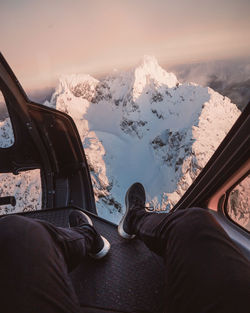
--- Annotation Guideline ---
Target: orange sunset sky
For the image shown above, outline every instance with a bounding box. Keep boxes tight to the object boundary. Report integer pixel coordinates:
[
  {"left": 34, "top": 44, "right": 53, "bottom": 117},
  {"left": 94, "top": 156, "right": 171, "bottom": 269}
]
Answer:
[{"left": 1, "top": 0, "right": 250, "bottom": 93}]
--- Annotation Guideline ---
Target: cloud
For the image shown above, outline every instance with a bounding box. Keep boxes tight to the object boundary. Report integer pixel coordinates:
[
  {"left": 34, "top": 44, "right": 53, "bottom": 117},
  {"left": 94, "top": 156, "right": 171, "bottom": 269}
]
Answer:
[{"left": 169, "top": 57, "right": 250, "bottom": 110}]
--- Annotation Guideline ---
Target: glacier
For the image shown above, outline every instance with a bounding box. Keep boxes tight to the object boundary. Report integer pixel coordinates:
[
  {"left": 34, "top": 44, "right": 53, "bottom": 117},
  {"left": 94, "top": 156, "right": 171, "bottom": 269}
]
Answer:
[{"left": 0, "top": 56, "right": 240, "bottom": 223}]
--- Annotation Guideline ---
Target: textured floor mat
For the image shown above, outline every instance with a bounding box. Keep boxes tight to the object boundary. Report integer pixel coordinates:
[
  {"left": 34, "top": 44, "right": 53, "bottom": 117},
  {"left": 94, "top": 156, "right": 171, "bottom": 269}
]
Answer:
[{"left": 22, "top": 208, "right": 165, "bottom": 313}]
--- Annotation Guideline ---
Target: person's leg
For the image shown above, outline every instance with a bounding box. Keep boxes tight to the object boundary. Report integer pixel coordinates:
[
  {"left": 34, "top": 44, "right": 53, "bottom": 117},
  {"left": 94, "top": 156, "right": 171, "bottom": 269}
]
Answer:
[
  {"left": 0, "top": 215, "right": 81, "bottom": 313},
  {"left": 119, "top": 183, "right": 250, "bottom": 313},
  {"left": 0, "top": 212, "right": 109, "bottom": 313},
  {"left": 39, "top": 211, "right": 110, "bottom": 272},
  {"left": 132, "top": 208, "right": 250, "bottom": 312}
]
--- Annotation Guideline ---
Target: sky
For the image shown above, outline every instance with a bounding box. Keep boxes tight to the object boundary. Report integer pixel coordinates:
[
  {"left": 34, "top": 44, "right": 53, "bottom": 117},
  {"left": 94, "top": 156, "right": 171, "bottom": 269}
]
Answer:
[{"left": 1, "top": 0, "right": 250, "bottom": 93}]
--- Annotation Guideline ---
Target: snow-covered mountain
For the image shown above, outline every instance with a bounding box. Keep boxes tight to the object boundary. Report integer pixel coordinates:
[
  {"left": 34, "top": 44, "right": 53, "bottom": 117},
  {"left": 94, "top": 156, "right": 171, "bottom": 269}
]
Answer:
[{"left": 0, "top": 56, "right": 240, "bottom": 223}]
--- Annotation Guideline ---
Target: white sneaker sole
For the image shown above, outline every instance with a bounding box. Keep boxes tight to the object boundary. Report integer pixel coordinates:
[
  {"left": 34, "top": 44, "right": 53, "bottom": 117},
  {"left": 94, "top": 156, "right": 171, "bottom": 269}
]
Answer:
[
  {"left": 90, "top": 236, "right": 111, "bottom": 259},
  {"left": 72, "top": 211, "right": 110, "bottom": 259},
  {"left": 82, "top": 212, "right": 93, "bottom": 226}
]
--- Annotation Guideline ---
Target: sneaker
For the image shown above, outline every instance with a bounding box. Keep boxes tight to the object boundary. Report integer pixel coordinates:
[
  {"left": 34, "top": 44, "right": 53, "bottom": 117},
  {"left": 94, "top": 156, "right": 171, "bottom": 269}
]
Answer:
[
  {"left": 69, "top": 210, "right": 93, "bottom": 227},
  {"left": 69, "top": 210, "right": 110, "bottom": 259},
  {"left": 118, "top": 182, "right": 146, "bottom": 239}
]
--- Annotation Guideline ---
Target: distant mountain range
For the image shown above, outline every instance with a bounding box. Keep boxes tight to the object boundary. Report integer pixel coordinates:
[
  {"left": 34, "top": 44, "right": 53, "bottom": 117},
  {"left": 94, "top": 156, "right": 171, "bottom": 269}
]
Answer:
[{"left": 169, "top": 58, "right": 250, "bottom": 111}]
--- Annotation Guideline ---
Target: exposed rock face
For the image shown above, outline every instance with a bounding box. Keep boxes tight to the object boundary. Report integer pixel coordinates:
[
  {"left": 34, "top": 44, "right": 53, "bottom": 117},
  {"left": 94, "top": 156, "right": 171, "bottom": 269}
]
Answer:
[
  {"left": 0, "top": 118, "right": 14, "bottom": 148},
  {"left": 228, "top": 174, "right": 250, "bottom": 230},
  {"left": 0, "top": 56, "right": 240, "bottom": 223}
]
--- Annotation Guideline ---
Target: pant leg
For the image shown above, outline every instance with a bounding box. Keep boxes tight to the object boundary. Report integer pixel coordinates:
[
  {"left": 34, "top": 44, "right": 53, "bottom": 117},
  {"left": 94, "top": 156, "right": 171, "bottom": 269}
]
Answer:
[
  {"left": 129, "top": 207, "right": 250, "bottom": 313},
  {"left": 0, "top": 214, "right": 95, "bottom": 313},
  {"left": 37, "top": 218, "right": 97, "bottom": 272}
]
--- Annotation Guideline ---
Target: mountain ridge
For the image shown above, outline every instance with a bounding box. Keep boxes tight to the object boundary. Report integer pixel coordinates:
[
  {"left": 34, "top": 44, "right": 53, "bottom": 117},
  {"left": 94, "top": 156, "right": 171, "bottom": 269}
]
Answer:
[{"left": 0, "top": 56, "right": 240, "bottom": 223}]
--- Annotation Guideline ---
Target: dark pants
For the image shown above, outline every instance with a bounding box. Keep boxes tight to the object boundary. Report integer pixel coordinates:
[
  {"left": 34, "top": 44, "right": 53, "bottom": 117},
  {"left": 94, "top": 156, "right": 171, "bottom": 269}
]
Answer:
[
  {"left": 128, "top": 207, "right": 250, "bottom": 313},
  {"left": 0, "top": 208, "right": 249, "bottom": 313},
  {"left": 0, "top": 215, "right": 96, "bottom": 313}
]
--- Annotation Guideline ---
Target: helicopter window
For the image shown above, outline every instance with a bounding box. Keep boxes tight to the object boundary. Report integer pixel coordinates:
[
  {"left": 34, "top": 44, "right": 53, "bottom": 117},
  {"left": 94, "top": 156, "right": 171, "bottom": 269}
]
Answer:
[
  {"left": 226, "top": 174, "right": 250, "bottom": 232},
  {"left": 0, "top": 169, "right": 42, "bottom": 215},
  {"left": 0, "top": 90, "right": 14, "bottom": 148}
]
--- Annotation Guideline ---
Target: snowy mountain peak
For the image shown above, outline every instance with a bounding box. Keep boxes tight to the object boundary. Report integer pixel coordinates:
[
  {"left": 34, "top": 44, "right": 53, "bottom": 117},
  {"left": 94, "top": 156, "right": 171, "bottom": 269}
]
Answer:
[
  {"left": 136, "top": 55, "right": 162, "bottom": 76},
  {"left": 0, "top": 56, "right": 241, "bottom": 224},
  {"left": 42, "top": 57, "right": 239, "bottom": 224},
  {"left": 60, "top": 74, "right": 98, "bottom": 99},
  {"left": 133, "top": 55, "right": 178, "bottom": 98}
]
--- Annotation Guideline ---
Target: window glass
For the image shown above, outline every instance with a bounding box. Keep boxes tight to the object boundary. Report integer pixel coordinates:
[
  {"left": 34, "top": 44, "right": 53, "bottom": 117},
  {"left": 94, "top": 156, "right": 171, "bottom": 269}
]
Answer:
[
  {"left": 0, "top": 170, "right": 42, "bottom": 215},
  {"left": 0, "top": 90, "right": 14, "bottom": 147},
  {"left": 227, "top": 174, "right": 250, "bottom": 232},
  {"left": 1, "top": 1, "right": 249, "bottom": 224}
]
